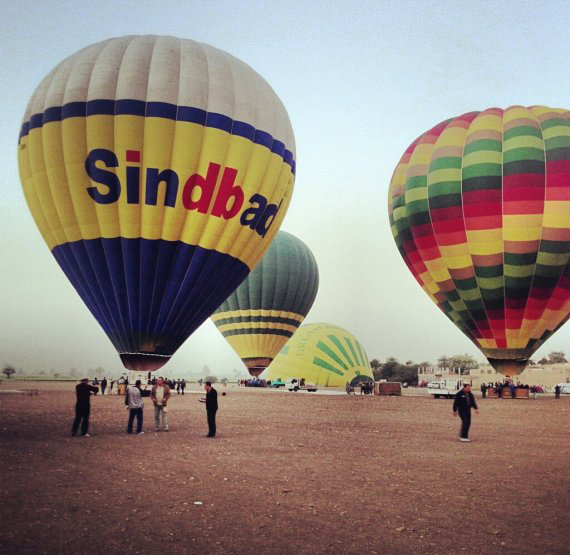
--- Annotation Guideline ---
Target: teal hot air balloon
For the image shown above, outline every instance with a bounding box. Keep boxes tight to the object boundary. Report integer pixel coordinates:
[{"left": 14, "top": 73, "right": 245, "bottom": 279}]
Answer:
[{"left": 212, "top": 231, "right": 319, "bottom": 376}]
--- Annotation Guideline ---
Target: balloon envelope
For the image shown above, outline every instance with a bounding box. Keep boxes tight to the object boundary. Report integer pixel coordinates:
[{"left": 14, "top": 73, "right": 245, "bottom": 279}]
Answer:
[
  {"left": 18, "top": 36, "right": 295, "bottom": 371},
  {"left": 212, "top": 231, "right": 319, "bottom": 376},
  {"left": 388, "top": 106, "right": 570, "bottom": 376},
  {"left": 267, "top": 323, "right": 373, "bottom": 386}
]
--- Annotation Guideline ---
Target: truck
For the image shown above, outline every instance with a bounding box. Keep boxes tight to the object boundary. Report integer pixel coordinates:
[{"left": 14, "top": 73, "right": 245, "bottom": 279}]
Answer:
[
  {"left": 286, "top": 378, "right": 318, "bottom": 392},
  {"left": 427, "top": 379, "right": 465, "bottom": 399}
]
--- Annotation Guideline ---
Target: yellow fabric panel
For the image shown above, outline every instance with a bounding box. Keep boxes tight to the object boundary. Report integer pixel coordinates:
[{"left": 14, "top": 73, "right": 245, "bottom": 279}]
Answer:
[
  {"left": 17, "top": 114, "right": 294, "bottom": 270},
  {"left": 543, "top": 201, "right": 570, "bottom": 228},
  {"left": 211, "top": 309, "right": 304, "bottom": 323},
  {"left": 216, "top": 321, "right": 298, "bottom": 334},
  {"left": 462, "top": 150, "right": 502, "bottom": 166}
]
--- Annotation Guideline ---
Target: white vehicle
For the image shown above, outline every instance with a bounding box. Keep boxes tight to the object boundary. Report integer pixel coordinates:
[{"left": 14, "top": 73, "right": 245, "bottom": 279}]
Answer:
[
  {"left": 428, "top": 379, "right": 465, "bottom": 399},
  {"left": 553, "top": 383, "right": 570, "bottom": 395},
  {"left": 286, "top": 378, "right": 318, "bottom": 392}
]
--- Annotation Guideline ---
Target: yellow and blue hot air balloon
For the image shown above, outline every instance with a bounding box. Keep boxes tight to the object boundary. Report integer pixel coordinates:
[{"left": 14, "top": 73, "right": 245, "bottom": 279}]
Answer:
[
  {"left": 267, "top": 323, "right": 373, "bottom": 386},
  {"left": 388, "top": 106, "right": 570, "bottom": 376},
  {"left": 211, "top": 231, "right": 319, "bottom": 376},
  {"left": 17, "top": 36, "right": 296, "bottom": 372}
]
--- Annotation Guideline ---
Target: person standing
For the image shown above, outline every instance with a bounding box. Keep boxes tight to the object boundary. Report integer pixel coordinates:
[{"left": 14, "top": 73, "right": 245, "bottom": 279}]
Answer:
[
  {"left": 125, "top": 379, "right": 144, "bottom": 434},
  {"left": 199, "top": 381, "right": 218, "bottom": 438},
  {"left": 71, "top": 378, "right": 99, "bottom": 437},
  {"left": 453, "top": 383, "right": 478, "bottom": 442},
  {"left": 151, "top": 377, "right": 171, "bottom": 432},
  {"left": 480, "top": 383, "right": 487, "bottom": 399},
  {"left": 554, "top": 384, "right": 561, "bottom": 399},
  {"left": 101, "top": 377, "right": 108, "bottom": 395},
  {"left": 180, "top": 379, "right": 186, "bottom": 395}
]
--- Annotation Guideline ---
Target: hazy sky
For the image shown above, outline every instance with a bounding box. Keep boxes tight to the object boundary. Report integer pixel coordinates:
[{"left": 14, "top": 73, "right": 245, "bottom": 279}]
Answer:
[{"left": 2, "top": 0, "right": 569, "bottom": 377}]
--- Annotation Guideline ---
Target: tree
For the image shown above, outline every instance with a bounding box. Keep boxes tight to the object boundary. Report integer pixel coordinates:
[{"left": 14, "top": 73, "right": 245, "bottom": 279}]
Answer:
[
  {"left": 437, "top": 356, "right": 450, "bottom": 370},
  {"left": 548, "top": 351, "right": 567, "bottom": 364},
  {"left": 538, "top": 357, "right": 548, "bottom": 365},
  {"left": 2, "top": 366, "right": 16, "bottom": 379},
  {"left": 204, "top": 375, "right": 218, "bottom": 384},
  {"left": 449, "top": 354, "right": 478, "bottom": 375},
  {"left": 220, "top": 377, "right": 228, "bottom": 385},
  {"left": 370, "top": 359, "right": 382, "bottom": 380}
]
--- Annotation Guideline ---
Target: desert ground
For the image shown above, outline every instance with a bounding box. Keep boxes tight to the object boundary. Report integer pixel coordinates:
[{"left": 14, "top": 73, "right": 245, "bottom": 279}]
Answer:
[{"left": 0, "top": 381, "right": 568, "bottom": 555}]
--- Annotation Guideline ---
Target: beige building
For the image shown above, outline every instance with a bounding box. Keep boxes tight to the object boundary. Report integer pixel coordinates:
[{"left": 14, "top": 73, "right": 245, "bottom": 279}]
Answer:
[{"left": 418, "top": 363, "right": 570, "bottom": 390}]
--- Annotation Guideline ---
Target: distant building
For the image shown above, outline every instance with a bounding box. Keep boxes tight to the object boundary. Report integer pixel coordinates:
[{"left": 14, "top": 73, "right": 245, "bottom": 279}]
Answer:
[{"left": 419, "top": 363, "right": 570, "bottom": 389}]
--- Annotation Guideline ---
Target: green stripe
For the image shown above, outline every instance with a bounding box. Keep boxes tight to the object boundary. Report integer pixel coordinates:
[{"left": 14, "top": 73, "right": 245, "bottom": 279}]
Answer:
[
  {"left": 222, "top": 328, "right": 293, "bottom": 338},
  {"left": 313, "top": 357, "right": 344, "bottom": 376},
  {"left": 316, "top": 341, "right": 348, "bottom": 371},
  {"left": 328, "top": 335, "right": 354, "bottom": 366},
  {"left": 215, "top": 315, "right": 302, "bottom": 327}
]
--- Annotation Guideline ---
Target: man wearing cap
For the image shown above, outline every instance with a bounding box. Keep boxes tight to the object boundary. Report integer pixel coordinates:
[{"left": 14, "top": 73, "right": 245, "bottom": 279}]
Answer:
[
  {"left": 71, "top": 378, "right": 99, "bottom": 437},
  {"left": 125, "top": 379, "right": 145, "bottom": 434},
  {"left": 453, "top": 383, "right": 478, "bottom": 442}
]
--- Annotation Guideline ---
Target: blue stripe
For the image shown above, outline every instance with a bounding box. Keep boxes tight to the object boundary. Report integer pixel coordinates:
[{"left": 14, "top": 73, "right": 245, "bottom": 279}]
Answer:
[
  {"left": 52, "top": 238, "right": 250, "bottom": 359},
  {"left": 20, "top": 99, "right": 295, "bottom": 173}
]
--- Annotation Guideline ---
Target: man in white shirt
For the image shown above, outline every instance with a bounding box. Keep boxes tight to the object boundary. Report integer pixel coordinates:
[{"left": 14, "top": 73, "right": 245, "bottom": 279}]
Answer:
[{"left": 125, "top": 379, "right": 144, "bottom": 434}]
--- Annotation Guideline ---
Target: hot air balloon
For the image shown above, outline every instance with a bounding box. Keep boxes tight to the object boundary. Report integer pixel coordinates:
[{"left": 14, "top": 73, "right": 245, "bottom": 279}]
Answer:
[
  {"left": 388, "top": 106, "right": 570, "bottom": 376},
  {"left": 17, "top": 36, "right": 295, "bottom": 372},
  {"left": 267, "top": 323, "right": 373, "bottom": 386},
  {"left": 211, "top": 231, "right": 318, "bottom": 376}
]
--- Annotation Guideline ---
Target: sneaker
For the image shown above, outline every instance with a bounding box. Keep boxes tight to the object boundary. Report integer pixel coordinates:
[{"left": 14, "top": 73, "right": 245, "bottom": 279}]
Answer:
[
  {"left": 164, "top": 429, "right": 169, "bottom": 432},
  {"left": 137, "top": 431, "right": 145, "bottom": 435},
  {"left": 83, "top": 433, "right": 91, "bottom": 437},
  {"left": 459, "top": 438, "right": 470, "bottom": 442}
]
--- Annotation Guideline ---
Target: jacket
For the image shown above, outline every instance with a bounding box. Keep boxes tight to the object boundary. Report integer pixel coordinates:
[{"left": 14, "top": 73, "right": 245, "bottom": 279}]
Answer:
[
  {"left": 151, "top": 384, "right": 171, "bottom": 405},
  {"left": 453, "top": 389, "right": 478, "bottom": 413},
  {"left": 206, "top": 387, "right": 218, "bottom": 411}
]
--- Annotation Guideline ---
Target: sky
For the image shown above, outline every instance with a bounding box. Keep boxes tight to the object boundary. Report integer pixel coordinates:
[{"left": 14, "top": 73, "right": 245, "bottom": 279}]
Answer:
[{"left": 1, "top": 0, "right": 569, "bottom": 377}]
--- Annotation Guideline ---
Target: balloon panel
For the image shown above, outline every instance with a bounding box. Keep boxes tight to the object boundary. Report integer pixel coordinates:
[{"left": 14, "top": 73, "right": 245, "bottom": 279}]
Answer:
[
  {"left": 212, "top": 231, "right": 319, "bottom": 374},
  {"left": 18, "top": 36, "right": 295, "bottom": 370},
  {"left": 388, "top": 106, "right": 570, "bottom": 373},
  {"left": 267, "top": 323, "right": 373, "bottom": 386}
]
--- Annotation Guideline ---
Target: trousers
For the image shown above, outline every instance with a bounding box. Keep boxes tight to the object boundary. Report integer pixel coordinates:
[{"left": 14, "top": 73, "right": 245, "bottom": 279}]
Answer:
[
  {"left": 458, "top": 411, "right": 471, "bottom": 439},
  {"left": 207, "top": 408, "right": 217, "bottom": 436},
  {"left": 154, "top": 405, "right": 169, "bottom": 430},
  {"left": 128, "top": 408, "right": 143, "bottom": 433},
  {"left": 72, "top": 403, "right": 90, "bottom": 436}
]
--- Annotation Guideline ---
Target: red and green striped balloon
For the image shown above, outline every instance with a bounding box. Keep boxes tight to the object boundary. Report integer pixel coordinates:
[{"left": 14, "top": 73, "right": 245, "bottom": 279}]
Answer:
[{"left": 388, "top": 106, "right": 570, "bottom": 376}]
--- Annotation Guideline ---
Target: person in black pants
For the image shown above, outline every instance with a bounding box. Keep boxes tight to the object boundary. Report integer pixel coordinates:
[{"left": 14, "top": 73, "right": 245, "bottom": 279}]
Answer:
[
  {"left": 453, "top": 383, "right": 478, "bottom": 442},
  {"left": 199, "top": 381, "right": 218, "bottom": 438},
  {"left": 72, "top": 378, "right": 99, "bottom": 437}
]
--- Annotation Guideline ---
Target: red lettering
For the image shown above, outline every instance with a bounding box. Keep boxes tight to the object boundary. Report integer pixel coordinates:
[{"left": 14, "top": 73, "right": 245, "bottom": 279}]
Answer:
[
  {"left": 181, "top": 163, "right": 220, "bottom": 213},
  {"left": 211, "top": 167, "right": 244, "bottom": 219}
]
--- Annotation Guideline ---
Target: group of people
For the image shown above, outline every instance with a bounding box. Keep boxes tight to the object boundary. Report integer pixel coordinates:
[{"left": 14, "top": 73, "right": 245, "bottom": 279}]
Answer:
[
  {"left": 71, "top": 377, "right": 218, "bottom": 438},
  {"left": 480, "top": 381, "right": 549, "bottom": 399}
]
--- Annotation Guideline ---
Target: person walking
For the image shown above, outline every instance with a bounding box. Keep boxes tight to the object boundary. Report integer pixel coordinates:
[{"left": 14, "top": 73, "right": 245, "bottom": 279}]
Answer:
[
  {"left": 71, "top": 378, "right": 99, "bottom": 437},
  {"left": 101, "top": 377, "right": 108, "bottom": 395},
  {"left": 151, "top": 377, "right": 171, "bottom": 431},
  {"left": 180, "top": 379, "right": 186, "bottom": 395},
  {"left": 453, "top": 383, "right": 478, "bottom": 442},
  {"left": 125, "top": 379, "right": 144, "bottom": 434},
  {"left": 199, "top": 381, "right": 218, "bottom": 438}
]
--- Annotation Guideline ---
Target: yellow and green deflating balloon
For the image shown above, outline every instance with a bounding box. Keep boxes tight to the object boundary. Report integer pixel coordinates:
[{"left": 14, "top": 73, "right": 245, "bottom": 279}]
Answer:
[{"left": 212, "top": 231, "right": 319, "bottom": 376}]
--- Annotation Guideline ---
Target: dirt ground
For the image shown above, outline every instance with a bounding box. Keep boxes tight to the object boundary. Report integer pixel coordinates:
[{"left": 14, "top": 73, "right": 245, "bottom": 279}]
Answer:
[{"left": 0, "top": 381, "right": 568, "bottom": 555}]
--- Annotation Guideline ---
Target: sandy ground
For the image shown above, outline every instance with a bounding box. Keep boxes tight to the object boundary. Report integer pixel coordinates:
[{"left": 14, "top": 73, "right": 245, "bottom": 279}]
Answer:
[{"left": 0, "top": 380, "right": 569, "bottom": 555}]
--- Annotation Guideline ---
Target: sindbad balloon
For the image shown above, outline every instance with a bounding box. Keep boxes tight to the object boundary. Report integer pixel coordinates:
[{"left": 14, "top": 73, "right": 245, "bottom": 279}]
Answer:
[
  {"left": 211, "top": 231, "right": 319, "bottom": 376},
  {"left": 388, "top": 106, "right": 570, "bottom": 376},
  {"left": 18, "top": 36, "right": 295, "bottom": 371}
]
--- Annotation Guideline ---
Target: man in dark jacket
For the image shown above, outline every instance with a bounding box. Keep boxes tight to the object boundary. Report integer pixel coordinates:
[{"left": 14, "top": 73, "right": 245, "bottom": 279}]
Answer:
[
  {"left": 72, "top": 378, "right": 99, "bottom": 437},
  {"left": 199, "top": 381, "right": 218, "bottom": 438},
  {"left": 453, "top": 383, "right": 478, "bottom": 442}
]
